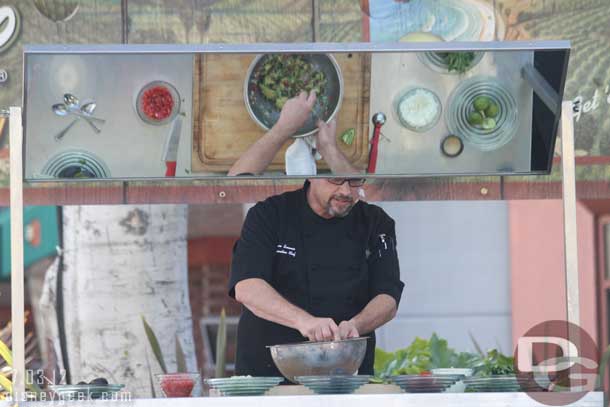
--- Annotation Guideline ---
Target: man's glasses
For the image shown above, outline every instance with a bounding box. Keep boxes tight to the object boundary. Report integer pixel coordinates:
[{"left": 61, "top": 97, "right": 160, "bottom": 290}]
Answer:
[{"left": 326, "top": 178, "right": 366, "bottom": 187}]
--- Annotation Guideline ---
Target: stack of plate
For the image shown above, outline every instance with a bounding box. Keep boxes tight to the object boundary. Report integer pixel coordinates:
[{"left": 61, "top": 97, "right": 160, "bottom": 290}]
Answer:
[
  {"left": 464, "top": 375, "right": 551, "bottom": 392},
  {"left": 49, "top": 384, "right": 124, "bottom": 400},
  {"left": 295, "top": 375, "right": 371, "bottom": 394},
  {"left": 390, "top": 375, "right": 461, "bottom": 393},
  {"left": 205, "top": 377, "right": 284, "bottom": 396},
  {"left": 431, "top": 368, "right": 473, "bottom": 393}
]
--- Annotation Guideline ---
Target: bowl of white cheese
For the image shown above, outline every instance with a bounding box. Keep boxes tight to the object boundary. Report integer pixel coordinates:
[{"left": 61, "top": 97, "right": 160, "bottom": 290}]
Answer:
[{"left": 393, "top": 87, "right": 442, "bottom": 133}]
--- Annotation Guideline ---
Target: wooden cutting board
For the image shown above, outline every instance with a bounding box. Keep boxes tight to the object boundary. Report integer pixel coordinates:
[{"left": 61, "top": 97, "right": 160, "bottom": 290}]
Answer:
[{"left": 192, "top": 53, "right": 371, "bottom": 173}]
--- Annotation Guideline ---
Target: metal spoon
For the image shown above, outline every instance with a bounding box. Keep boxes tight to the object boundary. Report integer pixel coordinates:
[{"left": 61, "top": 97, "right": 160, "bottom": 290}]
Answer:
[
  {"left": 53, "top": 103, "right": 105, "bottom": 123},
  {"left": 54, "top": 102, "right": 98, "bottom": 141},
  {"left": 80, "top": 101, "right": 104, "bottom": 134},
  {"left": 54, "top": 119, "right": 78, "bottom": 141},
  {"left": 53, "top": 103, "right": 101, "bottom": 133},
  {"left": 63, "top": 93, "right": 80, "bottom": 110},
  {"left": 52, "top": 104, "right": 103, "bottom": 133}
]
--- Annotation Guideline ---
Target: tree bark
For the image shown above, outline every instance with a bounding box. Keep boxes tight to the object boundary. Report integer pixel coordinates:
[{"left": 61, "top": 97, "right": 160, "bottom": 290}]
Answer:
[{"left": 58, "top": 204, "right": 196, "bottom": 397}]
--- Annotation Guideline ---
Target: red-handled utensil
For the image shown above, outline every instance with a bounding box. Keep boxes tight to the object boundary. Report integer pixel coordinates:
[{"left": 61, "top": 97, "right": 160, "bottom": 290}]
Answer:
[
  {"left": 367, "top": 112, "right": 386, "bottom": 174},
  {"left": 162, "top": 115, "right": 183, "bottom": 177}
]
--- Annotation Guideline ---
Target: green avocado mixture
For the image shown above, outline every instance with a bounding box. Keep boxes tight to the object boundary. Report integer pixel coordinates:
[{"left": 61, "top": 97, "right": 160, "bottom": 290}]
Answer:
[{"left": 252, "top": 55, "right": 329, "bottom": 111}]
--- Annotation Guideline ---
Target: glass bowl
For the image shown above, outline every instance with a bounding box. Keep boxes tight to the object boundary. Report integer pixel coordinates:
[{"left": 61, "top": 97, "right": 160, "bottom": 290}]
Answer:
[
  {"left": 136, "top": 80, "right": 181, "bottom": 126},
  {"left": 156, "top": 373, "right": 200, "bottom": 398},
  {"left": 393, "top": 87, "right": 442, "bottom": 133},
  {"left": 294, "top": 375, "right": 371, "bottom": 395},
  {"left": 390, "top": 374, "right": 461, "bottom": 393},
  {"left": 446, "top": 76, "right": 518, "bottom": 151},
  {"left": 49, "top": 384, "right": 124, "bottom": 400},
  {"left": 205, "top": 376, "right": 284, "bottom": 396},
  {"left": 41, "top": 149, "right": 111, "bottom": 179},
  {"left": 418, "top": 51, "right": 485, "bottom": 75}
]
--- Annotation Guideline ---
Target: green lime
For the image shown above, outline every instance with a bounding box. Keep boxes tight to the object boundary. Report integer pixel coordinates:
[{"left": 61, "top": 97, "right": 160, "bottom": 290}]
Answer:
[
  {"left": 485, "top": 102, "right": 499, "bottom": 118},
  {"left": 467, "top": 111, "right": 484, "bottom": 126},
  {"left": 340, "top": 128, "right": 356, "bottom": 145},
  {"left": 481, "top": 117, "right": 497, "bottom": 130},
  {"left": 473, "top": 96, "right": 491, "bottom": 112}
]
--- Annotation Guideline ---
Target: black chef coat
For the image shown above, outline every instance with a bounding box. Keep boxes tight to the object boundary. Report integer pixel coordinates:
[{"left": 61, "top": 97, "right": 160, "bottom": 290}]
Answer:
[{"left": 228, "top": 181, "right": 404, "bottom": 378}]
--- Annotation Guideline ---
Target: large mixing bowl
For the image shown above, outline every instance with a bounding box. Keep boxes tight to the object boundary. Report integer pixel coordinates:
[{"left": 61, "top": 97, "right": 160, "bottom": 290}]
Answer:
[
  {"left": 244, "top": 53, "right": 343, "bottom": 138},
  {"left": 268, "top": 337, "right": 368, "bottom": 383}
]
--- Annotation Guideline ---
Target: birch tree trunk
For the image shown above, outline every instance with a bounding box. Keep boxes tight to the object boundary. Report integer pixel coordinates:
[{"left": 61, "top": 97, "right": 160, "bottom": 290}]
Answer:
[{"left": 58, "top": 204, "right": 196, "bottom": 398}]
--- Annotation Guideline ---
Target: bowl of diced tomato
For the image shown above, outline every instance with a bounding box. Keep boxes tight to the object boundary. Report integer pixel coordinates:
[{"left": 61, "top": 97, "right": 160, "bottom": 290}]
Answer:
[
  {"left": 136, "top": 80, "right": 181, "bottom": 125},
  {"left": 156, "top": 373, "right": 200, "bottom": 397}
]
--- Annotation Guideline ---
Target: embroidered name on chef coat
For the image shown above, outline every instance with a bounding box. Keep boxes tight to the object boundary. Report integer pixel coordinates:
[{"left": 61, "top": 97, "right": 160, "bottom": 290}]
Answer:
[
  {"left": 375, "top": 233, "right": 396, "bottom": 258},
  {"left": 276, "top": 244, "right": 296, "bottom": 257}
]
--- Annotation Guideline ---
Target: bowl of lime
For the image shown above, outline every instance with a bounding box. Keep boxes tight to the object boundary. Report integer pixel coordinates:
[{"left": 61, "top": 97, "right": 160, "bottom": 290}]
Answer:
[{"left": 446, "top": 77, "right": 518, "bottom": 151}]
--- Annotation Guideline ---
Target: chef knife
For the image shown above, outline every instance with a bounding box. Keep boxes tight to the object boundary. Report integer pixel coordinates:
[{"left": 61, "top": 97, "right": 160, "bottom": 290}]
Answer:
[{"left": 162, "top": 115, "right": 182, "bottom": 177}]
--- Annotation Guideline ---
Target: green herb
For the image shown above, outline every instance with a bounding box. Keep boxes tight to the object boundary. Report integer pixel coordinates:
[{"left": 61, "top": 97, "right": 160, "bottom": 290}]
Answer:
[
  {"left": 436, "top": 52, "right": 476, "bottom": 74},
  {"left": 470, "top": 349, "right": 515, "bottom": 376},
  {"left": 373, "top": 333, "right": 505, "bottom": 381},
  {"left": 374, "top": 336, "right": 432, "bottom": 378},
  {"left": 340, "top": 128, "right": 356, "bottom": 146}
]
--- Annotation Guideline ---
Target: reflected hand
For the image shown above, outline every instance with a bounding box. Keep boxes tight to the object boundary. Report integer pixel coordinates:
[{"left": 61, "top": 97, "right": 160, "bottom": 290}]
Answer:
[
  {"left": 316, "top": 118, "right": 338, "bottom": 157},
  {"left": 298, "top": 316, "right": 341, "bottom": 342},
  {"left": 275, "top": 91, "right": 317, "bottom": 137},
  {"left": 338, "top": 320, "right": 359, "bottom": 339}
]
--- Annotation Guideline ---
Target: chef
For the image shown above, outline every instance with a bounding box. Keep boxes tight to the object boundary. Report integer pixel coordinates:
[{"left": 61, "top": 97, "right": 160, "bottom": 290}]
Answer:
[{"left": 228, "top": 91, "right": 405, "bottom": 377}]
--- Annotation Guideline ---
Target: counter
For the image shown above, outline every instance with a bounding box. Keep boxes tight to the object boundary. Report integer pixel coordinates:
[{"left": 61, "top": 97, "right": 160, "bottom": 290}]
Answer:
[{"left": 2, "top": 392, "right": 604, "bottom": 407}]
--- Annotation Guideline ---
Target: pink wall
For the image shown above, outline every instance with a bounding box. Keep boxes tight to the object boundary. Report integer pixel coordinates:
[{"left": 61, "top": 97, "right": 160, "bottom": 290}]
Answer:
[{"left": 508, "top": 200, "right": 598, "bottom": 350}]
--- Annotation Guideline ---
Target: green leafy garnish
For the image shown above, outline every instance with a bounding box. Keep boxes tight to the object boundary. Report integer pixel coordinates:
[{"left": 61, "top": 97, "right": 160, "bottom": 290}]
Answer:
[
  {"left": 373, "top": 333, "right": 514, "bottom": 381},
  {"left": 436, "top": 52, "right": 476, "bottom": 74},
  {"left": 340, "top": 128, "right": 356, "bottom": 146},
  {"left": 470, "top": 349, "right": 515, "bottom": 376}
]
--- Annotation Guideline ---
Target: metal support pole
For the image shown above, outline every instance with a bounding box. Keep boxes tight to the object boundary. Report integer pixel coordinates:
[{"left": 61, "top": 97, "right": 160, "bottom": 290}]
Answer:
[
  {"left": 9, "top": 106, "right": 26, "bottom": 399},
  {"left": 312, "top": 0, "right": 320, "bottom": 42},
  {"left": 560, "top": 100, "right": 580, "bottom": 328},
  {"left": 522, "top": 64, "right": 562, "bottom": 117}
]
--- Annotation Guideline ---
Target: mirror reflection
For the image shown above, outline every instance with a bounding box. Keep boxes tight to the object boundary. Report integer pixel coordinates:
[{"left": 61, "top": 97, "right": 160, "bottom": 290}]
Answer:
[{"left": 23, "top": 45, "right": 568, "bottom": 181}]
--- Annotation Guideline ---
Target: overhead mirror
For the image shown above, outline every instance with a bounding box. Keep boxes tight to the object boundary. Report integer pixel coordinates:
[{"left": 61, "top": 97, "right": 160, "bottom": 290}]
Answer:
[{"left": 22, "top": 42, "right": 569, "bottom": 181}]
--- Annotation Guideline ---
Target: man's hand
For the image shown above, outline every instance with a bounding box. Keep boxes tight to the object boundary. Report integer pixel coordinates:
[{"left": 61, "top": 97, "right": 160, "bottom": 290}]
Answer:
[
  {"left": 315, "top": 118, "right": 338, "bottom": 157},
  {"left": 297, "top": 316, "right": 341, "bottom": 342},
  {"left": 275, "top": 91, "right": 317, "bottom": 136},
  {"left": 338, "top": 320, "right": 360, "bottom": 339}
]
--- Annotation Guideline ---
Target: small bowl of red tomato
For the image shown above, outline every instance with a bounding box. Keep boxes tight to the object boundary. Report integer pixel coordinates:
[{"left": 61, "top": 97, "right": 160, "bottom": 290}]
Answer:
[
  {"left": 136, "top": 81, "right": 181, "bottom": 125},
  {"left": 156, "top": 373, "right": 200, "bottom": 397}
]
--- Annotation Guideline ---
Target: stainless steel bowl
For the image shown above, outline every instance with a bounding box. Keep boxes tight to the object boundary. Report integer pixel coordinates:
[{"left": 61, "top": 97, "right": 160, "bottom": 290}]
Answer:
[
  {"left": 243, "top": 53, "right": 344, "bottom": 138},
  {"left": 268, "top": 337, "right": 368, "bottom": 383}
]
